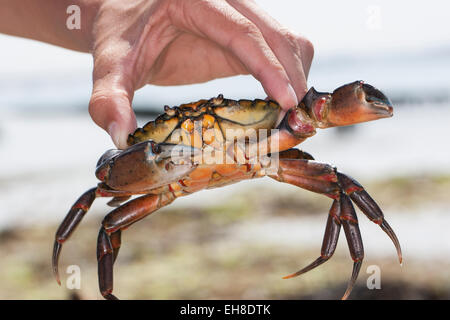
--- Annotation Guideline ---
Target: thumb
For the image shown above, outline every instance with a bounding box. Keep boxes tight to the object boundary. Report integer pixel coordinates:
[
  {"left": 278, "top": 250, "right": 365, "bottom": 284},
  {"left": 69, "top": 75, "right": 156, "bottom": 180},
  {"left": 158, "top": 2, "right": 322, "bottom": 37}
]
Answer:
[{"left": 89, "top": 71, "right": 137, "bottom": 149}]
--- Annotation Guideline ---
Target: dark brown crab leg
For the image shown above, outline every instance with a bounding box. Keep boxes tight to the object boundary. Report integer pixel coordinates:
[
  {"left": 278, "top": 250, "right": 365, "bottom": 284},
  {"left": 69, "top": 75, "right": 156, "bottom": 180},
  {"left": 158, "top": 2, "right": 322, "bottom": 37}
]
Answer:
[
  {"left": 52, "top": 187, "right": 135, "bottom": 285},
  {"left": 282, "top": 193, "right": 365, "bottom": 300},
  {"left": 337, "top": 172, "right": 402, "bottom": 263},
  {"left": 97, "top": 192, "right": 175, "bottom": 300},
  {"left": 339, "top": 193, "right": 364, "bottom": 300},
  {"left": 283, "top": 199, "right": 341, "bottom": 279},
  {"left": 269, "top": 151, "right": 401, "bottom": 299},
  {"left": 110, "top": 230, "right": 122, "bottom": 263},
  {"left": 52, "top": 187, "right": 97, "bottom": 285},
  {"left": 97, "top": 228, "right": 117, "bottom": 299}
]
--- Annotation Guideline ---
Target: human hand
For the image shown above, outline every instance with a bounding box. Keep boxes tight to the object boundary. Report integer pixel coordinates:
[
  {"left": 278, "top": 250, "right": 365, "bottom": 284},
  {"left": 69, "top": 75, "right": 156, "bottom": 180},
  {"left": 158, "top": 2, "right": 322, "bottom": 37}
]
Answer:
[{"left": 88, "top": 0, "right": 314, "bottom": 149}]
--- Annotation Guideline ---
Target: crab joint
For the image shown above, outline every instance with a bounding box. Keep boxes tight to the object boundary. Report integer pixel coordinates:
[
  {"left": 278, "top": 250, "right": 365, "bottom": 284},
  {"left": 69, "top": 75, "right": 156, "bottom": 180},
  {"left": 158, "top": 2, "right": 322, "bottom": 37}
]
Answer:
[{"left": 286, "top": 108, "right": 317, "bottom": 138}]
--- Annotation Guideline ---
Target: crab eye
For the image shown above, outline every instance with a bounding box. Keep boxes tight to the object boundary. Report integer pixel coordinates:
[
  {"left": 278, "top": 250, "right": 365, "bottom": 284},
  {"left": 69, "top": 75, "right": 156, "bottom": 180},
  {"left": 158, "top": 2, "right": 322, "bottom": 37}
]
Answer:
[{"left": 151, "top": 143, "right": 161, "bottom": 154}]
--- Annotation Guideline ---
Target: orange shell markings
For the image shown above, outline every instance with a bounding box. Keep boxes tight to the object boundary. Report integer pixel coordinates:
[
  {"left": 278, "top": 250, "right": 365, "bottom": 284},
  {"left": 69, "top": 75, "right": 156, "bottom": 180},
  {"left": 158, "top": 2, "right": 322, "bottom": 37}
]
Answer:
[{"left": 127, "top": 96, "right": 282, "bottom": 147}]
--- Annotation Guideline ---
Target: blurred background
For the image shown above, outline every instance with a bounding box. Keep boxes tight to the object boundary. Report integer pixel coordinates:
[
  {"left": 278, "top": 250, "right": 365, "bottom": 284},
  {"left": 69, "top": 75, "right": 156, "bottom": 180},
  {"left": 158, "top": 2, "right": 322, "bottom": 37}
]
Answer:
[{"left": 0, "top": 0, "right": 449, "bottom": 299}]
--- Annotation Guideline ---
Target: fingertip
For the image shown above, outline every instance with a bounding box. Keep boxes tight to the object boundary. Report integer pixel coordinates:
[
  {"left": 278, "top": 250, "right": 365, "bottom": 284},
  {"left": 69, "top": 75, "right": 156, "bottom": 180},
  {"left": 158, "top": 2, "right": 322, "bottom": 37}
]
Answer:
[
  {"left": 89, "top": 93, "right": 137, "bottom": 149},
  {"left": 277, "top": 83, "right": 298, "bottom": 111},
  {"left": 106, "top": 115, "right": 137, "bottom": 150},
  {"left": 107, "top": 122, "right": 128, "bottom": 150},
  {"left": 262, "top": 80, "right": 298, "bottom": 111},
  {"left": 294, "top": 85, "right": 309, "bottom": 104}
]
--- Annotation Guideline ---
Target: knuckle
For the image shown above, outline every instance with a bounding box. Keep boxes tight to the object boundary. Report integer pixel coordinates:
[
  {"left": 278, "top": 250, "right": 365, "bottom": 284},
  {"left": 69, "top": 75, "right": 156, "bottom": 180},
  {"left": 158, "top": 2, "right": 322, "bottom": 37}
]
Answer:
[
  {"left": 227, "top": 19, "right": 263, "bottom": 51},
  {"left": 236, "top": 19, "right": 261, "bottom": 38},
  {"left": 279, "top": 28, "right": 315, "bottom": 61},
  {"left": 192, "top": 0, "right": 213, "bottom": 11},
  {"left": 277, "top": 28, "right": 300, "bottom": 50},
  {"left": 251, "top": 65, "right": 268, "bottom": 82},
  {"left": 253, "top": 61, "right": 285, "bottom": 84},
  {"left": 89, "top": 93, "right": 110, "bottom": 116},
  {"left": 279, "top": 28, "right": 299, "bottom": 47},
  {"left": 300, "top": 37, "right": 315, "bottom": 60},
  {"left": 89, "top": 92, "right": 108, "bottom": 106},
  {"left": 89, "top": 90, "right": 130, "bottom": 114},
  {"left": 95, "top": 42, "right": 125, "bottom": 60}
]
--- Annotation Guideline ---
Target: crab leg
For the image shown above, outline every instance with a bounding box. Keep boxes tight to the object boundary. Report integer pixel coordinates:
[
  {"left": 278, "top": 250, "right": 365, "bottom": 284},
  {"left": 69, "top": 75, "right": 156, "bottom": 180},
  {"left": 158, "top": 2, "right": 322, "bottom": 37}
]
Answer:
[
  {"left": 283, "top": 199, "right": 341, "bottom": 279},
  {"left": 110, "top": 230, "right": 122, "bottom": 263},
  {"left": 97, "top": 192, "right": 175, "bottom": 300},
  {"left": 282, "top": 193, "right": 365, "bottom": 300},
  {"left": 271, "top": 155, "right": 401, "bottom": 259},
  {"left": 52, "top": 187, "right": 136, "bottom": 285},
  {"left": 107, "top": 196, "right": 132, "bottom": 207},
  {"left": 52, "top": 187, "right": 97, "bottom": 285},
  {"left": 337, "top": 172, "right": 402, "bottom": 263},
  {"left": 339, "top": 193, "right": 364, "bottom": 300},
  {"left": 269, "top": 152, "right": 401, "bottom": 299}
]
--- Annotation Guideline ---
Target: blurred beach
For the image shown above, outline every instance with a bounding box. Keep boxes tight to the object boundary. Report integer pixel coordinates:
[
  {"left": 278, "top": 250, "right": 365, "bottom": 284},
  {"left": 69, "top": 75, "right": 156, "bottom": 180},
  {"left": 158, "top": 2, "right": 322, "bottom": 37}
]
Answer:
[{"left": 0, "top": 0, "right": 449, "bottom": 300}]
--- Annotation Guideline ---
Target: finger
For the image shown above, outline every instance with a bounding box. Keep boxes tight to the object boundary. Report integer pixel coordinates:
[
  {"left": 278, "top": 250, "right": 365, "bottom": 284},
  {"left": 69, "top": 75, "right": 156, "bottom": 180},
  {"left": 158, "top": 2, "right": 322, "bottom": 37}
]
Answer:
[
  {"left": 89, "top": 60, "right": 137, "bottom": 150},
  {"left": 227, "top": 0, "right": 314, "bottom": 101},
  {"left": 182, "top": 0, "right": 298, "bottom": 110}
]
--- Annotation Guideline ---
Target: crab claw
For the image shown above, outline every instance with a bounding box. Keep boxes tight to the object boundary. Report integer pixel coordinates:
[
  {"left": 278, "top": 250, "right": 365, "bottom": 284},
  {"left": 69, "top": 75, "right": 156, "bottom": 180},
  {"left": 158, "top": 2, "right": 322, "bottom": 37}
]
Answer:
[
  {"left": 96, "top": 141, "right": 199, "bottom": 192},
  {"left": 301, "top": 81, "right": 393, "bottom": 129},
  {"left": 326, "top": 81, "right": 393, "bottom": 127}
]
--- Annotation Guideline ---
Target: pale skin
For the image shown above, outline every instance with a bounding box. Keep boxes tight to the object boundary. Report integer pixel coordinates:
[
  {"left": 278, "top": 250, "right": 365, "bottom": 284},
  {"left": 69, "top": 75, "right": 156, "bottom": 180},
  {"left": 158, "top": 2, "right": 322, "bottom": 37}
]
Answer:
[{"left": 0, "top": 0, "right": 314, "bottom": 149}]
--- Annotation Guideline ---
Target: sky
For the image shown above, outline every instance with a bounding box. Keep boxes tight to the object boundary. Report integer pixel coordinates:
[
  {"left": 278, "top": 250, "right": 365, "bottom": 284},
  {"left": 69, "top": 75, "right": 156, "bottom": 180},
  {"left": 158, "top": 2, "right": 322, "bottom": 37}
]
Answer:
[
  {"left": 1, "top": 0, "right": 449, "bottom": 73},
  {"left": 259, "top": 0, "right": 450, "bottom": 55},
  {"left": 0, "top": 0, "right": 449, "bottom": 109}
]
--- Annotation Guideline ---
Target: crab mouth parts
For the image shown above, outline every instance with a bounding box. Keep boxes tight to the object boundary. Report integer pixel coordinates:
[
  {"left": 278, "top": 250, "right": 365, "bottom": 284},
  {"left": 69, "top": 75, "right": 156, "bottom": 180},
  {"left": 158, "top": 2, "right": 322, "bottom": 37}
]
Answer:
[{"left": 362, "top": 83, "right": 393, "bottom": 117}]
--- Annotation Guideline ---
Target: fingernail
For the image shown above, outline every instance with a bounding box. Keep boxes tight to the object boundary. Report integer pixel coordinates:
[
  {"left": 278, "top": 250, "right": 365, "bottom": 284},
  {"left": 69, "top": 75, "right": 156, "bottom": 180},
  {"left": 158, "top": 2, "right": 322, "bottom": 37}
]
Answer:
[
  {"left": 107, "top": 122, "right": 124, "bottom": 149},
  {"left": 285, "top": 83, "right": 298, "bottom": 110}
]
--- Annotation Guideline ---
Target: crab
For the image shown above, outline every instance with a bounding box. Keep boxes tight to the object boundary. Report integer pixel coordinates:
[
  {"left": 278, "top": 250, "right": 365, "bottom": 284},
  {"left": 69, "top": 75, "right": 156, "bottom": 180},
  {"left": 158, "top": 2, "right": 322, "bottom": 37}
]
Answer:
[{"left": 53, "top": 80, "right": 402, "bottom": 300}]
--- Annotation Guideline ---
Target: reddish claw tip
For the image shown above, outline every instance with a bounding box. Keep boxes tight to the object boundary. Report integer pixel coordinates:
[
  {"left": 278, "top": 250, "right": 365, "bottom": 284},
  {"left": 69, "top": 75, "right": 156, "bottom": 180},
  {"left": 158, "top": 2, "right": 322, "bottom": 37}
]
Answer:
[
  {"left": 380, "top": 220, "right": 403, "bottom": 265},
  {"left": 282, "top": 270, "right": 303, "bottom": 279},
  {"left": 54, "top": 272, "right": 61, "bottom": 286},
  {"left": 282, "top": 256, "right": 328, "bottom": 279},
  {"left": 341, "top": 260, "right": 362, "bottom": 300},
  {"left": 52, "top": 241, "right": 62, "bottom": 286}
]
